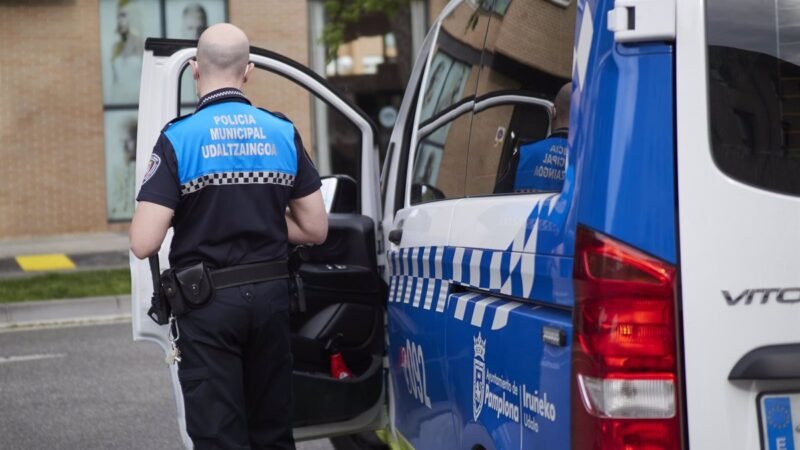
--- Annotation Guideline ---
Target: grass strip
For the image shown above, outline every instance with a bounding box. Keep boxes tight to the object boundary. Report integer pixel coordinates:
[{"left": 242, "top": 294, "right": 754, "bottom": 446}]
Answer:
[{"left": 0, "top": 269, "right": 131, "bottom": 303}]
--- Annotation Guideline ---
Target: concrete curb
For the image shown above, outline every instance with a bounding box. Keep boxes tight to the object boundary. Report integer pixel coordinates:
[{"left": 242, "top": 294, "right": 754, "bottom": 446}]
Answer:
[{"left": 0, "top": 295, "right": 131, "bottom": 330}]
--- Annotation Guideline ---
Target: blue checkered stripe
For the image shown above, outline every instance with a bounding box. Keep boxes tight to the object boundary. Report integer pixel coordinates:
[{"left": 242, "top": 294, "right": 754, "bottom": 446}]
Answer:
[
  {"left": 387, "top": 247, "right": 451, "bottom": 312},
  {"left": 387, "top": 246, "right": 537, "bottom": 325},
  {"left": 450, "top": 291, "right": 523, "bottom": 330}
]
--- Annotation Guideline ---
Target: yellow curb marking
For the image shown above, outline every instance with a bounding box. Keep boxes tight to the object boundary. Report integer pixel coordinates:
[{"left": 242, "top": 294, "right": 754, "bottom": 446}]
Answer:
[{"left": 15, "top": 254, "right": 76, "bottom": 272}]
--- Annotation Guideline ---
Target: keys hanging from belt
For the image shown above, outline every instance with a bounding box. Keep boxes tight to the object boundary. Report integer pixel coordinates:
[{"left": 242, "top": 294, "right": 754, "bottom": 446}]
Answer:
[{"left": 165, "top": 316, "right": 181, "bottom": 365}]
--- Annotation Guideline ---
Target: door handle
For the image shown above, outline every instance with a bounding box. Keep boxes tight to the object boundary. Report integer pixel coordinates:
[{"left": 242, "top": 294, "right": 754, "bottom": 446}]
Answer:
[
  {"left": 388, "top": 228, "right": 403, "bottom": 245},
  {"left": 729, "top": 344, "right": 800, "bottom": 380}
]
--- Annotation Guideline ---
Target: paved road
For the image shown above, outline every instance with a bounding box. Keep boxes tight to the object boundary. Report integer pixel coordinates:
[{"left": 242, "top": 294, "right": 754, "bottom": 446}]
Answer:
[{"left": 0, "top": 322, "right": 334, "bottom": 450}]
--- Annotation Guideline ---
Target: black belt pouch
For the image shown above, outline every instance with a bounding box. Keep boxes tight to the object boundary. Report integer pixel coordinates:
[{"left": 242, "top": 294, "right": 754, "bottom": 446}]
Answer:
[{"left": 160, "top": 262, "right": 214, "bottom": 316}]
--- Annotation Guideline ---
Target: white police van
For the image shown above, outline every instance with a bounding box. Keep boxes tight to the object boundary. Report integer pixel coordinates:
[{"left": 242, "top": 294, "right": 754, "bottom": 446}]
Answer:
[{"left": 132, "top": 0, "right": 800, "bottom": 448}]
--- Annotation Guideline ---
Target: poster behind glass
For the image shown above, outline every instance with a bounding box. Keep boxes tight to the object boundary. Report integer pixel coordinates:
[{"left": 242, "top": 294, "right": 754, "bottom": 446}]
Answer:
[
  {"left": 166, "top": 1, "right": 226, "bottom": 39},
  {"left": 104, "top": 110, "right": 139, "bottom": 220},
  {"left": 99, "top": 0, "right": 161, "bottom": 105},
  {"left": 493, "top": 0, "right": 511, "bottom": 14},
  {"left": 419, "top": 51, "right": 452, "bottom": 123},
  {"left": 414, "top": 143, "right": 444, "bottom": 186},
  {"left": 167, "top": 1, "right": 228, "bottom": 105},
  {"left": 414, "top": 54, "right": 470, "bottom": 188},
  {"left": 435, "top": 60, "right": 469, "bottom": 114},
  {"left": 100, "top": 0, "right": 226, "bottom": 220}
]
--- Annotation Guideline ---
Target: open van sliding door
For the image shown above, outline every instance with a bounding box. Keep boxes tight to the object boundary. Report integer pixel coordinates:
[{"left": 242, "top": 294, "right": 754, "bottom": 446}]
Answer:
[{"left": 131, "top": 38, "right": 384, "bottom": 445}]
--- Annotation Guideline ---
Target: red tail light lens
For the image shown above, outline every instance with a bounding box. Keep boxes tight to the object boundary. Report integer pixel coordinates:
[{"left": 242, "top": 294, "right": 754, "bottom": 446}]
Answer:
[{"left": 572, "top": 226, "right": 682, "bottom": 450}]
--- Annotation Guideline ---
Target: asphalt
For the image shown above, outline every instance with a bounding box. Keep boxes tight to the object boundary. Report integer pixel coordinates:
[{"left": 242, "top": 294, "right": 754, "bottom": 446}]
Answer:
[
  {"left": 0, "top": 322, "right": 184, "bottom": 449},
  {"left": 0, "top": 233, "right": 335, "bottom": 449},
  {"left": 0, "top": 322, "right": 335, "bottom": 450}
]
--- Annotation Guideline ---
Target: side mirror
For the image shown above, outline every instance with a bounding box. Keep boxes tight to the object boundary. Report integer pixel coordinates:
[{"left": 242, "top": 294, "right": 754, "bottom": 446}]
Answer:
[{"left": 320, "top": 175, "right": 358, "bottom": 214}]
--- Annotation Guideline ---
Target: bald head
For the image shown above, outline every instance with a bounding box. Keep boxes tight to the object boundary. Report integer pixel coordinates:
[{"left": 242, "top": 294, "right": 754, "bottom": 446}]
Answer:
[
  {"left": 192, "top": 23, "right": 252, "bottom": 95},
  {"left": 553, "top": 82, "right": 572, "bottom": 130}
]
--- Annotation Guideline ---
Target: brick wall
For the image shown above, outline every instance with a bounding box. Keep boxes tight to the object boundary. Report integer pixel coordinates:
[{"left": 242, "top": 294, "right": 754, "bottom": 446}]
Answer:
[
  {"left": 0, "top": 0, "right": 433, "bottom": 238},
  {"left": 231, "top": 1, "right": 313, "bottom": 152},
  {"left": 494, "top": 0, "right": 575, "bottom": 79},
  {"left": 0, "top": 0, "right": 107, "bottom": 238},
  {"left": 0, "top": 0, "right": 315, "bottom": 239}
]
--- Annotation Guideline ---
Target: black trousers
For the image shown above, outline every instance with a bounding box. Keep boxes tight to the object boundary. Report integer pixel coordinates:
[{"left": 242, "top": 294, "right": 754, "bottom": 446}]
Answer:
[{"left": 176, "top": 279, "right": 295, "bottom": 450}]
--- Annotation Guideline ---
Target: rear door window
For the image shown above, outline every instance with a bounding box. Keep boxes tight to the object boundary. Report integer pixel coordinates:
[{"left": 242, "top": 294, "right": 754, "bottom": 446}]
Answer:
[
  {"left": 463, "top": 0, "right": 575, "bottom": 197},
  {"left": 707, "top": 0, "right": 800, "bottom": 196},
  {"left": 467, "top": 98, "right": 554, "bottom": 195}
]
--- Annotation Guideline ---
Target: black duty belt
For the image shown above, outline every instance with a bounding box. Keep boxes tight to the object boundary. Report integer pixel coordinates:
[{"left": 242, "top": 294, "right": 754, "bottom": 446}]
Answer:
[{"left": 211, "top": 261, "right": 289, "bottom": 290}]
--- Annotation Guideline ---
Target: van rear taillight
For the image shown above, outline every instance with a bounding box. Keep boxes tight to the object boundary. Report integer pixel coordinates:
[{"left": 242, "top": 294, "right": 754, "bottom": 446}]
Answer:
[{"left": 572, "top": 226, "right": 682, "bottom": 450}]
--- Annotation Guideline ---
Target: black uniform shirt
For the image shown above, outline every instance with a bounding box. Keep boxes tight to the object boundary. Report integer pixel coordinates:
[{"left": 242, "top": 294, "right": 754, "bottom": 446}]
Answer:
[{"left": 137, "top": 88, "right": 321, "bottom": 269}]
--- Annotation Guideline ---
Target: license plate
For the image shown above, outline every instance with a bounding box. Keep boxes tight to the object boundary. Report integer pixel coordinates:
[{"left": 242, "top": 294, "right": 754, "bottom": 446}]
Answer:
[{"left": 759, "top": 393, "right": 800, "bottom": 450}]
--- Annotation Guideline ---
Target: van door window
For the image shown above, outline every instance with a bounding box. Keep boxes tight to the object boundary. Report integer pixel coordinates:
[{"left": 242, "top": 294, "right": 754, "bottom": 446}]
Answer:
[
  {"left": 465, "top": 0, "right": 576, "bottom": 197},
  {"left": 412, "top": 103, "right": 474, "bottom": 203},
  {"left": 469, "top": 98, "right": 559, "bottom": 195},
  {"left": 409, "top": 2, "right": 491, "bottom": 205},
  {"left": 707, "top": 0, "right": 800, "bottom": 196}
]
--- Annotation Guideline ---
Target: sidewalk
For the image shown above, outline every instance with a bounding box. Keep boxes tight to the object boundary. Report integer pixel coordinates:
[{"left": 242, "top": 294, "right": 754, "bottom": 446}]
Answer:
[
  {"left": 0, "top": 232, "right": 133, "bottom": 329},
  {"left": 0, "top": 232, "right": 130, "bottom": 279}
]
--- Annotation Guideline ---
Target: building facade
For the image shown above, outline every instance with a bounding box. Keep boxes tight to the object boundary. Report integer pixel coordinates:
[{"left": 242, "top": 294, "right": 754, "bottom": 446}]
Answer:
[{"left": 0, "top": 0, "right": 442, "bottom": 238}]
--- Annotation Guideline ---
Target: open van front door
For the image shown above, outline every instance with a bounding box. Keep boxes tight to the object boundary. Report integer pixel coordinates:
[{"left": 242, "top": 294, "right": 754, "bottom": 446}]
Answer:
[{"left": 131, "top": 39, "right": 384, "bottom": 446}]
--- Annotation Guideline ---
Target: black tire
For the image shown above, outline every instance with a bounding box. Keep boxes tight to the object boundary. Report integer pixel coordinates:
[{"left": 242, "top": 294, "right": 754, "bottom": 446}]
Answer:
[{"left": 330, "top": 432, "right": 389, "bottom": 450}]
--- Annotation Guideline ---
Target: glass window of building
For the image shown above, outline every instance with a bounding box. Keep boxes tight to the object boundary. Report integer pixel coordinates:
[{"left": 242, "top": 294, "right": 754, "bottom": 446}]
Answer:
[
  {"left": 309, "top": 0, "right": 428, "bottom": 176},
  {"left": 99, "top": 0, "right": 227, "bottom": 220}
]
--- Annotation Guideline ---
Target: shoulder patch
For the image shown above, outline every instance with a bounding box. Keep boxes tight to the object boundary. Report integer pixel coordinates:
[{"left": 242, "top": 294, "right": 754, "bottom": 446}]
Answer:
[
  {"left": 257, "top": 107, "right": 293, "bottom": 124},
  {"left": 142, "top": 153, "right": 161, "bottom": 185},
  {"left": 160, "top": 113, "right": 192, "bottom": 132}
]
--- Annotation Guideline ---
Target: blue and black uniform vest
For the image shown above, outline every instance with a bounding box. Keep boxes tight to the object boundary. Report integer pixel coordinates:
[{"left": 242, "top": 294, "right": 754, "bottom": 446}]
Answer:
[
  {"left": 137, "top": 88, "right": 321, "bottom": 269},
  {"left": 513, "top": 129, "right": 568, "bottom": 193}
]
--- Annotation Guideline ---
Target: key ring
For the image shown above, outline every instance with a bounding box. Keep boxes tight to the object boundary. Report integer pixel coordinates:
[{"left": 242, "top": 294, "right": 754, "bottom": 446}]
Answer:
[{"left": 168, "top": 315, "right": 180, "bottom": 343}]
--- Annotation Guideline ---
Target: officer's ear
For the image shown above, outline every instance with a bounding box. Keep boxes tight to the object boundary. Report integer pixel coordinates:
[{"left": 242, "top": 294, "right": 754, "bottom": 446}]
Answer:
[
  {"left": 243, "top": 62, "right": 254, "bottom": 84},
  {"left": 190, "top": 58, "right": 200, "bottom": 81}
]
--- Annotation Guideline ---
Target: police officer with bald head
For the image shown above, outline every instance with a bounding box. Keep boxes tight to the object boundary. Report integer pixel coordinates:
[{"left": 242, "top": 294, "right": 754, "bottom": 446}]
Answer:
[
  {"left": 131, "top": 23, "right": 326, "bottom": 449},
  {"left": 494, "top": 82, "right": 572, "bottom": 194}
]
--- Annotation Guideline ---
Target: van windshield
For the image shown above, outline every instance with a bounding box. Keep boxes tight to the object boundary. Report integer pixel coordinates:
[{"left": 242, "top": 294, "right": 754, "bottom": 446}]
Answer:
[{"left": 707, "top": 0, "right": 800, "bottom": 196}]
